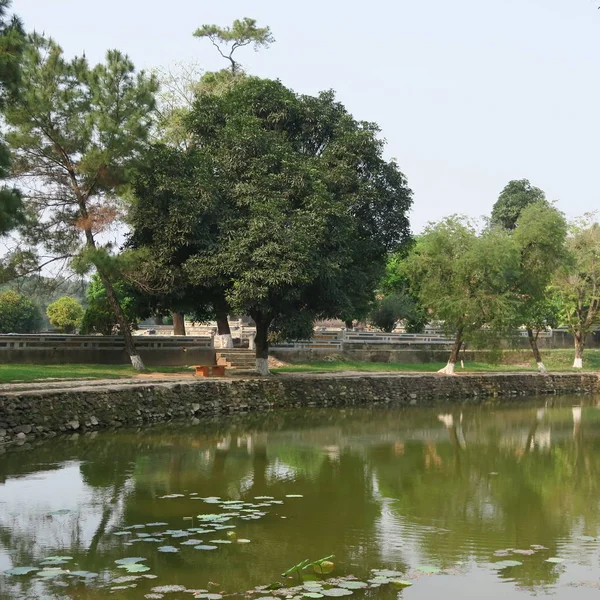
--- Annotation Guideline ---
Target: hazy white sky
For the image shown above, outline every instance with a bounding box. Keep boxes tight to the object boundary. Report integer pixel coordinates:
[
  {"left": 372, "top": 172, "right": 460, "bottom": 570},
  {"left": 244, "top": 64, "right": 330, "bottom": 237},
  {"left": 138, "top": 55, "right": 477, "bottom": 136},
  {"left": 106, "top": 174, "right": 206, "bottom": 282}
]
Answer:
[{"left": 15, "top": 0, "right": 600, "bottom": 233}]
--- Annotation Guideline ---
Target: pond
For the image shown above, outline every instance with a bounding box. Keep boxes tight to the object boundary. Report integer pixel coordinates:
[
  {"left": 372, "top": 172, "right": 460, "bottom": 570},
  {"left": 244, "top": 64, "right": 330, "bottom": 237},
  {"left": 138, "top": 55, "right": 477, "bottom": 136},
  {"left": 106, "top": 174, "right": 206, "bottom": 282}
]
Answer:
[{"left": 1, "top": 396, "right": 600, "bottom": 599}]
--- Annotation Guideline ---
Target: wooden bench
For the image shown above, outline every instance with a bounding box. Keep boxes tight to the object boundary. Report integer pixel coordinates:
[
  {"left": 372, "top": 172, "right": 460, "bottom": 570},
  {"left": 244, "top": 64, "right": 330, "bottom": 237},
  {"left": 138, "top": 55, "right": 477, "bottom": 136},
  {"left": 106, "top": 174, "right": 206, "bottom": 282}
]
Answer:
[{"left": 192, "top": 364, "right": 226, "bottom": 377}]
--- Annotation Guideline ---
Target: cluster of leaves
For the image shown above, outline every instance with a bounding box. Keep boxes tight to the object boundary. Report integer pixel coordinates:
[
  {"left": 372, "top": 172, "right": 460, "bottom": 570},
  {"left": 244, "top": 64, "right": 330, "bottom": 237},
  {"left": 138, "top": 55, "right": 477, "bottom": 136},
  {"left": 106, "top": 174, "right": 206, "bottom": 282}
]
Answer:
[
  {"left": 0, "top": 289, "right": 42, "bottom": 333},
  {"left": 46, "top": 296, "right": 84, "bottom": 333},
  {"left": 80, "top": 275, "right": 142, "bottom": 336}
]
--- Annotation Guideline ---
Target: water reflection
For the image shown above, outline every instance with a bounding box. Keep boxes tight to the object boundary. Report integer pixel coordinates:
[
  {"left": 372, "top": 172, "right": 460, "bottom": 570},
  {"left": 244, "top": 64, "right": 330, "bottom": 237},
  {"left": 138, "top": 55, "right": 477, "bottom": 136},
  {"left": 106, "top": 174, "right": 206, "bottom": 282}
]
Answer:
[{"left": 1, "top": 399, "right": 600, "bottom": 599}]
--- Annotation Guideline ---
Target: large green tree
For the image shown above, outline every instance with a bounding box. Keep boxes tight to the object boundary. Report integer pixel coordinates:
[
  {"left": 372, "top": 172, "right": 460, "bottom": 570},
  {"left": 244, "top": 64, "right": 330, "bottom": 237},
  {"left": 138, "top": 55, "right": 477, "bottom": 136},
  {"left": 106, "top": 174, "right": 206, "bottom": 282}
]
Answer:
[
  {"left": 4, "top": 34, "right": 157, "bottom": 369},
  {"left": 511, "top": 202, "right": 567, "bottom": 372},
  {"left": 0, "top": 0, "right": 24, "bottom": 236},
  {"left": 133, "top": 78, "right": 412, "bottom": 374},
  {"left": 491, "top": 179, "right": 547, "bottom": 230},
  {"left": 404, "top": 217, "right": 521, "bottom": 374},
  {"left": 551, "top": 217, "right": 600, "bottom": 369}
]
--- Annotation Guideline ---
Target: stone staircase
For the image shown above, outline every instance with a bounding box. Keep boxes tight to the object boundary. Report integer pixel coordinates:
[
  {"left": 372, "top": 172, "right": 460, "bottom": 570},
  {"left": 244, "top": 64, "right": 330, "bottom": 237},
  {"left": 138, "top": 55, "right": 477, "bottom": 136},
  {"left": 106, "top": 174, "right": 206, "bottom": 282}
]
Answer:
[{"left": 216, "top": 349, "right": 256, "bottom": 371}]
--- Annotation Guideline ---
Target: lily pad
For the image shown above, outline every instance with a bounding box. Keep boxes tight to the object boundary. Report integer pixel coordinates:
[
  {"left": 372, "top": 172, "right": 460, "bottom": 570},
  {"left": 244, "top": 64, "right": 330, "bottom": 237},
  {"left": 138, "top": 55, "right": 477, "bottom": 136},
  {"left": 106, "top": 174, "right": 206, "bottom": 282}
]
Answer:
[
  {"left": 209, "top": 539, "right": 232, "bottom": 544},
  {"left": 180, "top": 539, "right": 204, "bottom": 545},
  {"left": 115, "top": 557, "right": 147, "bottom": 565},
  {"left": 286, "top": 494, "right": 304, "bottom": 498},
  {"left": 338, "top": 581, "right": 368, "bottom": 590},
  {"left": 69, "top": 571, "right": 97, "bottom": 579},
  {"left": 44, "top": 556, "right": 73, "bottom": 561},
  {"left": 151, "top": 584, "right": 188, "bottom": 593},
  {"left": 146, "top": 522, "right": 169, "bottom": 527},
  {"left": 254, "top": 496, "right": 274, "bottom": 500},
  {"left": 112, "top": 575, "right": 140, "bottom": 584},
  {"left": 194, "top": 594, "right": 223, "bottom": 600},
  {"left": 194, "top": 545, "right": 218, "bottom": 551},
  {"left": 160, "top": 494, "right": 185, "bottom": 499},
  {"left": 513, "top": 549, "right": 536, "bottom": 555},
  {"left": 3, "top": 566, "right": 38, "bottom": 576},
  {"left": 119, "top": 564, "right": 151, "bottom": 573},
  {"left": 237, "top": 538, "right": 251, "bottom": 543},
  {"left": 578, "top": 536, "right": 596, "bottom": 542},
  {"left": 368, "top": 577, "right": 389, "bottom": 584},
  {"left": 158, "top": 546, "right": 179, "bottom": 553},
  {"left": 545, "top": 557, "right": 565, "bottom": 564},
  {"left": 390, "top": 580, "right": 413, "bottom": 589},
  {"left": 491, "top": 560, "right": 522, "bottom": 569},
  {"left": 114, "top": 531, "right": 132, "bottom": 536},
  {"left": 36, "top": 567, "right": 67, "bottom": 578},
  {"left": 371, "top": 569, "right": 403, "bottom": 578},
  {"left": 320, "top": 589, "right": 352, "bottom": 597},
  {"left": 416, "top": 565, "right": 441, "bottom": 574},
  {"left": 303, "top": 593, "right": 324, "bottom": 598}
]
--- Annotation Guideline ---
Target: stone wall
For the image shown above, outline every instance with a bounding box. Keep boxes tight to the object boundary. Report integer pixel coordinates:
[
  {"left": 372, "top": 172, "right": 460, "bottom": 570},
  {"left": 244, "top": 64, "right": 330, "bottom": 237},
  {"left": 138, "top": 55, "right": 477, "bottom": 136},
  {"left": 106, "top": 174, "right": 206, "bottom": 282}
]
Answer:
[{"left": 1, "top": 373, "right": 598, "bottom": 445}]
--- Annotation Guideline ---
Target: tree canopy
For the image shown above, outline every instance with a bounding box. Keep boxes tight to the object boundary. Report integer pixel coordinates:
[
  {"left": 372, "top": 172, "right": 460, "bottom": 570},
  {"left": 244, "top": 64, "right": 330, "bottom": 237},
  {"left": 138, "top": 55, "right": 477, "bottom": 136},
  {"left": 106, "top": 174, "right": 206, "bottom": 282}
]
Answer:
[
  {"left": 193, "top": 18, "right": 274, "bottom": 74},
  {"left": 4, "top": 33, "right": 158, "bottom": 368},
  {"left": 131, "top": 77, "right": 413, "bottom": 373},
  {"left": 0, "top": 289, "right": 42, "bottom": 333},
  {"left": 404, "top": 216, "right": 521, "bottom": 373},
  {"left": 511, "top": 201, "right": 567, "bottom": 371},
  {"left": 0, "top": 0, "right": 24, "bottom": 236},
  {"left": 491, "top": 179, "right": 547, "bottom": 230},
  {"left": 551, "top": 216, "right": 600, "bottom": 368},
  {"left": 46, "top": 296, "right": 84, "bottom": 333}
]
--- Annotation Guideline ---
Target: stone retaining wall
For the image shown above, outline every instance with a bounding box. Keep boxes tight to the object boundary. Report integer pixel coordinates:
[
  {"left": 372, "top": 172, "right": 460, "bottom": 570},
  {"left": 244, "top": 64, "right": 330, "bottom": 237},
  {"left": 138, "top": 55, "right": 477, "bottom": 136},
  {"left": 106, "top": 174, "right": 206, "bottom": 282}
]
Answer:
[{"left": 0, "top": 373, "right": 598, "bottom": 444}]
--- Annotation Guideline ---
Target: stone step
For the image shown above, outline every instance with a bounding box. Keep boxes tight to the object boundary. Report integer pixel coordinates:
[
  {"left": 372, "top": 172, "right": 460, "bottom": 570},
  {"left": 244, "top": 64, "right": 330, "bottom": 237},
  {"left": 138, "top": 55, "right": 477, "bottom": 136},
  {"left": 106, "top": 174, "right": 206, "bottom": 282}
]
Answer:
[{"left": 216, "top": 350, "right": 255, "bottom": 370}]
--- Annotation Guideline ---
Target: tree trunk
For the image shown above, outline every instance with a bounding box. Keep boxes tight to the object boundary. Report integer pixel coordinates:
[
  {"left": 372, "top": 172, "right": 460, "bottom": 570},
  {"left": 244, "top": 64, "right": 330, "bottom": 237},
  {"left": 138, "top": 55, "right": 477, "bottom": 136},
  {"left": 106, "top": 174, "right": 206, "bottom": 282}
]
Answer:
[
  {"left": 96, "top": 268, "right": 145, "bottom": 371},
  {"left": 527, "top": 328, "right": 547, "bottom": 373},
  {"left": 154, "top": 315, "right": 164, "bottom": 326},
  {"left": 215, "top": 309, "right": 233, "bottom": 348},
  {"left": 573, "top": 331, "right": 584, "bottom": 369},
  {"left": 438, "top": 327, "right": 463, "bottom": 375},
  {"left": 81, "top": 219, "right": 144, "bottom": 371},
  {"left": 253, "top": 313, "right": 272, "bottom": 376},
  {"left": 173, "top": 311, "right": 186, "bottom": 335},
  {"left": 344, "top": 319, "right": 353, "bottom": 330}
]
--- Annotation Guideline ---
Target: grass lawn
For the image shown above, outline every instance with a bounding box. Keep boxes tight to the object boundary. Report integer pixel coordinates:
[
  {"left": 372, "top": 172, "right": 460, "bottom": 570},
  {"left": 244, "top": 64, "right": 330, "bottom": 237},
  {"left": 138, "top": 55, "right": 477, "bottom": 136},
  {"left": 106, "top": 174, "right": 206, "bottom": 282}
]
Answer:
[
  {"left": 272, "top": 349, "right": 600, "bottom": 374},
  {"left": 0, "top": 349, "right": 598, "bottom": 383},
  {"left": 0, "top": 364, "right": 190, "bottom": 384}
]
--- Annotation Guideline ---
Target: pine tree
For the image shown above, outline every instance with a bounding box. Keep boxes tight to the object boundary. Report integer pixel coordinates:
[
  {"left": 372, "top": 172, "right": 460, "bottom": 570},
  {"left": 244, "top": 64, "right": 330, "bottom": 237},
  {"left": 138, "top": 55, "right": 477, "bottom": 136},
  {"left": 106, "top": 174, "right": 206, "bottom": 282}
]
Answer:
[{"left": 5, "top": 34, "right": 158, "bottom": 369}]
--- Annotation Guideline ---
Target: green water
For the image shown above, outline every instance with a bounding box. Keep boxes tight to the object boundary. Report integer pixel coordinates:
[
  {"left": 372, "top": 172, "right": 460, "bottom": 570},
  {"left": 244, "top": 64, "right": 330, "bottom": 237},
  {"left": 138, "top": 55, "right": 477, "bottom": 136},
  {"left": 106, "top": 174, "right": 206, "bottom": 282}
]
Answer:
[{"left": 2, "top": 397, "right": 600, "bottom": 599}]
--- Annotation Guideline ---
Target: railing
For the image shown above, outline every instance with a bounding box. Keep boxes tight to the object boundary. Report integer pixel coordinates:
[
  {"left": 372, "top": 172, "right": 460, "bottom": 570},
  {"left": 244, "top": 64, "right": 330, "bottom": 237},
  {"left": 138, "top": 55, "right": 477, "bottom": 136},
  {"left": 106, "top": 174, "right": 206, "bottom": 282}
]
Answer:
[{"left": 0, "top": 334, "right": 213, "bottom": 350}]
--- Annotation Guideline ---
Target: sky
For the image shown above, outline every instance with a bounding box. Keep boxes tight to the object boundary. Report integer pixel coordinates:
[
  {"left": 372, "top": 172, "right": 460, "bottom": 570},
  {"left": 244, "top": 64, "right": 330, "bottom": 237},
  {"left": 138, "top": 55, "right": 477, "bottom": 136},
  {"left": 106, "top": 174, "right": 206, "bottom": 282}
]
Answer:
[{"left": 15, "top": 0, "right": 600, "bottom": 233}]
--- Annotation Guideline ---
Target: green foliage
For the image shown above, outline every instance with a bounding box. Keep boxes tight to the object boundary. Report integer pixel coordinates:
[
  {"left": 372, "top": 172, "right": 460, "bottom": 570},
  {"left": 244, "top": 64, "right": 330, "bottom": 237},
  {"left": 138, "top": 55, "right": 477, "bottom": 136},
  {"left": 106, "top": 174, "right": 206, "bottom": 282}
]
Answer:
[
  {"left": 551, "top": 216, "right": 600, "bottom": 340},
  {"left": 4, "top": 32, "right": 157, "bottom": 274},
  {"left": 0, "top": 0, "right": 24, "bottom": 235},
  {"left": 405, "top": 216, "right": 520, "bottom": 346},
  {"left": 511, "top": 201, "right": 567, "bottom": 334},
  {"left": 0, "top": 289, "right": 42, "bottom": 333},
  {"left": 193, "top": 18, "right": 274, "bottom": 73},
  {"left": 80, "top": 274, "right": 139, "bottom": 335},
  {"left": 46, "top": 296, "right": 84, "bottom": 333},
  {"left": 133, "top": 78, "right": 412, "bottom": 359},
  {"left": 491, "top": 179, "right": 547, "bottom": 230},
  {"left": 369, "top": 292, "right": 419, "bottom": 333}
]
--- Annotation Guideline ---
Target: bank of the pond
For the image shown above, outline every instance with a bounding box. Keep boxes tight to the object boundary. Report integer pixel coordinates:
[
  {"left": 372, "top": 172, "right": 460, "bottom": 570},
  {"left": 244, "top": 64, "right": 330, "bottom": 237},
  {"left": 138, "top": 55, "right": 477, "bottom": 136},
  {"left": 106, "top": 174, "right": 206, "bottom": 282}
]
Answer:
[{"left": 0, "top": 372, "right": 598, "bottom": 445}]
